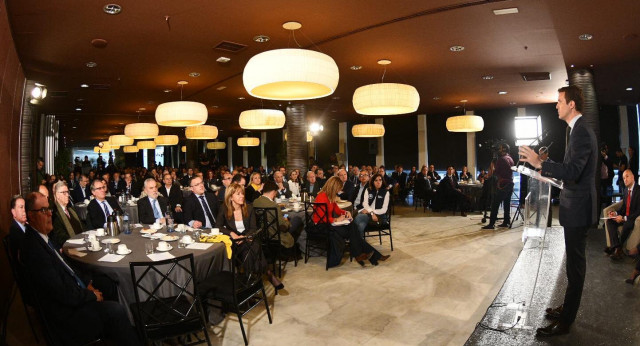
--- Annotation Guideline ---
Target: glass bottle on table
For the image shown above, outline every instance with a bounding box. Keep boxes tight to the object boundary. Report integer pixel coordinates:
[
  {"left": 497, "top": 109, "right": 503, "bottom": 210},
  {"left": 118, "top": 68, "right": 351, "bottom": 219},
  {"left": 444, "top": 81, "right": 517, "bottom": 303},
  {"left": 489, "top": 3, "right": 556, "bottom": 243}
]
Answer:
[
  {"left": 123, "top": 211, "right": 131, "bottom": 234},
  {"left": 165, "top": 205, "right": 175, "bottom": 233}
]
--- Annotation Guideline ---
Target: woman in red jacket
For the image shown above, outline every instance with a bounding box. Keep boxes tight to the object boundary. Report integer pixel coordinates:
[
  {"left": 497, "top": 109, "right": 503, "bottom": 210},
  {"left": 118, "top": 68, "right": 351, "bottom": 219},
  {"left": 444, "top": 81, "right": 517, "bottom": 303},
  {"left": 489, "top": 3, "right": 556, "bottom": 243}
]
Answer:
[{"left": 313, "top": 176, "right": 389, "bottom": 268}]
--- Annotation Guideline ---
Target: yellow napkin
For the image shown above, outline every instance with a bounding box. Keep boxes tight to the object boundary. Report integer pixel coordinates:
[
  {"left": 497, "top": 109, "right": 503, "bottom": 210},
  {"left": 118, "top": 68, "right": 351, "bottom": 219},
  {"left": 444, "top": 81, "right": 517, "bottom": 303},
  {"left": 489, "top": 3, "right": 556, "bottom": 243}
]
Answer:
[{"left": 199, "top": 234, "right": 232, "bottom": 259}]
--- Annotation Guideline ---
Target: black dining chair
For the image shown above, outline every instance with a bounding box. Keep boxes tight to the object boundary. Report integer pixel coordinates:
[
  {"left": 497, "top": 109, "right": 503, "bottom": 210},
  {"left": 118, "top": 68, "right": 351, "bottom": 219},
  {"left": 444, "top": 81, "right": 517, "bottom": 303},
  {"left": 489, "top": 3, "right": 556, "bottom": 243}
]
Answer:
[
  {"left": 198, "top": 232, "right": 272, "bottom": 346},
  {"left": 363, "top": 209, "right": 394, "bottom": 251},
  {"left": 303, "top": 202, "right": 333, "bottom": 270},
  {"left": 129, "top": 253, "right": 211, "bottom": 346},
  {"left": 253, "top": 207, "right": 283, "bottom": 278}
]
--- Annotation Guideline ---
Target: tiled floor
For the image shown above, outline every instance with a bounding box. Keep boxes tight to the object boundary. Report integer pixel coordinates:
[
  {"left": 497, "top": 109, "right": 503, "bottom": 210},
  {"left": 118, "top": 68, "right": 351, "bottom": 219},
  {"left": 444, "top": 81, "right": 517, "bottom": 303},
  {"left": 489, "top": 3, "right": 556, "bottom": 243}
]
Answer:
[{"left": 6, "top": 206, "right": 526, "bottom": 345}]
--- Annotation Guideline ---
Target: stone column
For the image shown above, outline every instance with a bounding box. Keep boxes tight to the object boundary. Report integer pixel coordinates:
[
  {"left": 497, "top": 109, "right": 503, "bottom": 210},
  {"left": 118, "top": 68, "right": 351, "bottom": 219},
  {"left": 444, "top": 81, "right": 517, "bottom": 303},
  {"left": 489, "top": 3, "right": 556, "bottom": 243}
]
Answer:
[
  {"left": 285, "top": 104, "right": 307, "bottom": 173},
  {"left": 465, "top": 111, "right": 477, "bottom": 180},
  {"left": 338, "top": 122, "right": 348, "bottom": 167},
  {"left": 260, "top": 132, "right": 267, "bottom": 169},
  {"left": 619, "top": 106, "right": 630, "bottom": 152},
  {"left": 417, "top": 114, "right": 428, "bottom": 167},
  {"left": 226, "top": 137, "right": 233, "bottom": 169},
  {"left": 375, "top": 118, "right": 385, "bottom": 167}
]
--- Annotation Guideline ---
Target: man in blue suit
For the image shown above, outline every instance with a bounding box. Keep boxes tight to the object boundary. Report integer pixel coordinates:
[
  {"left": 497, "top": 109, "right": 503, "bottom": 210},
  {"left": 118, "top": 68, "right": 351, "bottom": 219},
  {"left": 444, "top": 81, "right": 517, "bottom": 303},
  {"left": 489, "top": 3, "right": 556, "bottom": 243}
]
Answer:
[{"left": 519, "top": 85, "right": 598, "bottom": 337}]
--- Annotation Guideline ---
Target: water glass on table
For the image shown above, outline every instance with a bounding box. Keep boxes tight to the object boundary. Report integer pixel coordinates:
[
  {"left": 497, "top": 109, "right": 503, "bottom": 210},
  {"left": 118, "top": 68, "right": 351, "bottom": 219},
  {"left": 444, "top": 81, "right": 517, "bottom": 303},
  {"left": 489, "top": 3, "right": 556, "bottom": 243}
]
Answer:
[{"left": 145, "top": 241, "right": 155, "bottom": 254}]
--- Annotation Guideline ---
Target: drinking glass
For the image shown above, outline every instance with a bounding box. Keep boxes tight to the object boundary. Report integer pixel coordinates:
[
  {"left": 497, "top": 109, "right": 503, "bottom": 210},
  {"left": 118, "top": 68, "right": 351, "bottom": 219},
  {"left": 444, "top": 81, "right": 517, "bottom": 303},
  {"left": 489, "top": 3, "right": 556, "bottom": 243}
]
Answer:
[
  {"left": 145, "top": 241, "right": 155, "bottom": 254},
  {"left": 193, "top": 230, "right": 201, "bottom": 242}
]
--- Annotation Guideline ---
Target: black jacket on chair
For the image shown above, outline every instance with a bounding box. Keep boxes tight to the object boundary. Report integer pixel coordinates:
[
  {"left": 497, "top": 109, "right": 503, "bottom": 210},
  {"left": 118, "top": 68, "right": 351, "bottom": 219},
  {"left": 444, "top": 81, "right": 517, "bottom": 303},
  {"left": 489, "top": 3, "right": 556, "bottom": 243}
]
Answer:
[
  {"left": 86, "top": 197, "right": 122, "bottom": 230},
  {"left": 137, "top": 196, "right": 169, "bottom": 225}
]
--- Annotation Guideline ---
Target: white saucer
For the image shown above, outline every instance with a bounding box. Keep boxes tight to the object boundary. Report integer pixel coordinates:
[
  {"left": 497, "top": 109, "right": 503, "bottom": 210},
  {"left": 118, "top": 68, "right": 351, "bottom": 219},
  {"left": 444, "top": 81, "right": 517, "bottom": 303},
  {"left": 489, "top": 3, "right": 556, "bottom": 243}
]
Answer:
[
  {"left": 161, "top": 235, "right": 179, "bottom": 241},
  {"left": 181, "top": 240, "right": 195, "bottom": 245},
  {"left": 116, "top": 249, "right": 132, "bottom": 255},
  {"left": 101, "top": 238, "right": 121, "bottom": 244},
  {"left": 281, "top": 208, "right": 290, "bottom": 212},
  {"left": 156, "top": 245, "right": 172, "bottom": 252},
  {"left": 88, "top": 246, "right": 102, "bottom": 252}
]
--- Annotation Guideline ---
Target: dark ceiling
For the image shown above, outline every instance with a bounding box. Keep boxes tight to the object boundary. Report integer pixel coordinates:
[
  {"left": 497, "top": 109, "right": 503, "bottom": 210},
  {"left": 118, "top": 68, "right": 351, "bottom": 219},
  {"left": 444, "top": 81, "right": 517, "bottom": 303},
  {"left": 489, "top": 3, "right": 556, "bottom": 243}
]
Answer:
[{"left": 6, "top": 0, "right": 640, "bottom": 146}]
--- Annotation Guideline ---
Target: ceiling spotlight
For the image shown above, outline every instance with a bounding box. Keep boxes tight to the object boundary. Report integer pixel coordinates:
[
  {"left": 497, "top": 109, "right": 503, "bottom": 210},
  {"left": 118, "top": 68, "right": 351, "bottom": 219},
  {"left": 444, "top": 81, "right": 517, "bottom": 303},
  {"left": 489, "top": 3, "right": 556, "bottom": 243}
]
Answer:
[
  {"left": 188, "top": 72, "right": 200, "bottom": 77},
  {"left": 103, "top": 4, "right": 122, "bottom": 15},
  {"left": 498, "top": 91, "right": 508, "bottom": 95},
  {"left": 138, "top": 107, "right": 146, "bottom": 111},
  {"left": 509, "top": 102, "right": 517, "bottom": 105},
  {"left": 80, "top": 83, "right": 89, "bottom": 88},
  {"left": 253, "top": 35, "right": 270, "bottom": 43},
  {"left": 481, "top": 75, "right": 494, "bottom": 80},
  {"left": 570, "top": 64, "right": 575, "bottom": 68},
  {"left": 627, "top": 87, "right": 634, "bottom": 91},
  {"left": 493, "top": 7, "right": 519, "bottom": 15},
  {"left": 460, "top": 99, "right": 468, "bottom": 103},
  {"left": 211, "top": 105, "right": 219, "bottom": 108},
  {"left": 75, "top": 107, "right": 82, "bottom": 111},
  {"left": 163, "top": 89, "right": 172, "bottom": 93},
  {"left": 578, "top": 33, "right": 593, "bottom": 41},
  {"left": 433, "top": 96, "right": 441, "bottom": 100},
  {"left": 85, "top": 62, "right": 97, "bottom": 68},
  {"left": 332, "top": 96, "right": 340, "bottom": 100},
  {"left": 72, "top": 126, "right": 77, "bottom": 129},
  {"left": 216, "top": 86, "right": 227, "bottom": 91},
  {"left": 449, "top": 45, "right": 465, "bottom": 52},
  {"left": 216, "top": 57, "right": 231, "bottom": 63},
  {"left": 238, "top": 97, "right": 245, "bottom": 100},
  {"left": 29, "top": 83, "right": 47, "bottom": 104},
  {"left": 309, "top": 123, "right": 323, "bottom": 133},
  {"left": 350, "top": 65, "right": 362, "bottom": 70}
]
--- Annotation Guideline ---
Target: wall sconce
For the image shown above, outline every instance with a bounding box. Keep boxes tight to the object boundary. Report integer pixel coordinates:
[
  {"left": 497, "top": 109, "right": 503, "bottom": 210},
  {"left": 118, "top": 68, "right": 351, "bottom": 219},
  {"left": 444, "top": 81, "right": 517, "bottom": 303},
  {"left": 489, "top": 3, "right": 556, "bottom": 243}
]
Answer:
[{"left": 30, "top": 83, "right": 48, "bottom": 105}]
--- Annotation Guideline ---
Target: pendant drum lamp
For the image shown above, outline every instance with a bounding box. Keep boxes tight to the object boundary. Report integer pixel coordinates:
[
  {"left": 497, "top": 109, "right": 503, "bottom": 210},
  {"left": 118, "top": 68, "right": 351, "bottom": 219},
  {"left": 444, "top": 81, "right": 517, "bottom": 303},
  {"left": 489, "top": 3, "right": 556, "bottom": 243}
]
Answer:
[
  {"left": 123, "top": 145, "right": 138, "bottom": 153},
  {"left": 137, "top": 140, "right": 156, "bottom": 150},
  {"left": 242, "top": 22, "right": 339, "bottom": 100},
  {"left": 239, "top": 109, "right": 286, "bottom": 129},
  {"left": 109, "top": 135, "right": 134, "bottom": 146},
  {"left": 99, "top": 141, "right": 115, "bottom": 150},
  {"left": 446, "top": 115, "right": 484, "bottom": 132},
  {"left": 94, "top": 146, "right": 110, "bottom": 153},
  {"left": 352, "top": 124, "right": 386, "bottom": 137},
  {"left": 352, "top": 60, "right": 420, "bottom": 115},
  {"left": 185, "top": 125, "right": 218, "bottom": 140},
  {"left": 124, "top": 123, "right": 159, "bottom": 139},
  {"left": 181, "top": 146, "right": 187, "bottom": 153},
  {"left": 155, "top": 81, "right": 207, "bottom": 126},
  {"left": 154, "top": 135, "right": 179, "bottom": 146},
  {"left": 206, "top": 141, "right": 227, "bottom": 150},
  {"left": 237, "top": 137, "right": 260, "bottom": 147}
]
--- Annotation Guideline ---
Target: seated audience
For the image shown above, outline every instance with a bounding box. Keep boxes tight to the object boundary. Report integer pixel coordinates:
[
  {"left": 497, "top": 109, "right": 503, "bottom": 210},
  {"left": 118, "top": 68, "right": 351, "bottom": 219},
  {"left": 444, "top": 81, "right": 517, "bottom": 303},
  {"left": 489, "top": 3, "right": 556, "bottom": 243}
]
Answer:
[
  {"left": 108, "top": 172, "right": 125, "bottom": 196},
  {"left": 459, "top": 166, "right": 472, "bottom": 182},
  {"left": 605, "top": 169, "right": 640, "bottom": 260},
  {"left": 287, "top": 170, "right": 302, "bottom": 197},
  {"left": 71, "top": 174, "right": 91, "bottom": 203},
  {"left": 414, "top": 165, "right": 434, "bottom": 206},
  {"left": 436, "top": 166, "right": 469, "bottom": 216},
  {"left": 354, "top": 173, "right": 390, "bottom": 238},
  {"left": 337, "top": 168, "right": 355, "bottom": 201},
  {"left": 316, "top": 168, "right": 327, "bottom": 187},
  {"left": 86, "top": 179, "right": 122, "bottom": 230},
  {"left": 159, "top": 173, "right": 183, "bottom": 222},
  {"left": 218, "top": 172, "right": 232, "bottom": 199},
  {"left": 273, "top": 171, "right": 292, "bottom": 199},
  {"left": 352, "top": 170, "right": 371, "bottom": 212},
  {"left": 304, "top": 170, "right": 321, "bottom": 197},
  {"left": 252, "top": 181, "right": 300, "bottom": 249},
  {"left": 138, "top": 178, "right": 169, "bottom": 225},
  {"left": 183, "top": 176, "right": 218, "bottom": 229},
  {"left": 8, "top": 195, "right": 27, "bottom": 261},
  {"left": 427, "top": 164, "right": 441, "bottom": 183},
  {"left": 123, "top": 172, "right": 142, "bottom": 198},
  {"left": 50, "top": 181, "right": 84, "bottom": 248},
  {"left": 245, "top": 172, "right": 264, "bottom": 204}
]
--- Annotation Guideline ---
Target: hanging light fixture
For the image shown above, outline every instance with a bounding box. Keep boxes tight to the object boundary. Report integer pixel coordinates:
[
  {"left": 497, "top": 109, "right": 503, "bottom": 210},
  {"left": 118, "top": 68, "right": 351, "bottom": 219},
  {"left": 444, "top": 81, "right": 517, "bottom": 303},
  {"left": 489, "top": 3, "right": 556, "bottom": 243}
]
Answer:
[
  {"left": 185, "top": 125, "right": 218, "bottom": 139},
  {"left": 137, "top": 140, "right": 157, "bottom": 150},
  {"left": 238, "top": 109, "right": 286, "bottom": 129},
  {"left": 237, "top": 137, "right": 260, "bottom": 147},
  {"left": 206, "top": 141, "right": 227, "bottom": 150},
  {"left": 123, "top": 145, "right": 138, "bottom": 153},
  {"left": 242, "top": 22, "right": 339, "bottom": 100},
  {"left": 94, "top": 146, "right": 110, "bottom": 153},
  {"left": 181, "top": 146, "right": 187, "bottom": 153},
  {"left": 124, "top": 123, "right": 159, "bottom": 139},
  {"left": 352, "top": 123, "right": 386, "bottom": 137},
  {"left": 29, "top": 83, "right": 48, "bottom": 105},
  {"left": 154, "top": 135, "right": 179, "bottom": 146},
  {"left": 109, "top": 134, "right": 134, "bottom": 146},
  {"left": 155, "top": 81, "right": 207, "bottom": 126},
  {"left": 99, "top": 141, "right": 115, "bottom": 150},
  {"left": 352, "top": 59, "right": 420, "bottom": 115},
  {"left": 446, "top": 101, "right": 484, "bottom": 132}
]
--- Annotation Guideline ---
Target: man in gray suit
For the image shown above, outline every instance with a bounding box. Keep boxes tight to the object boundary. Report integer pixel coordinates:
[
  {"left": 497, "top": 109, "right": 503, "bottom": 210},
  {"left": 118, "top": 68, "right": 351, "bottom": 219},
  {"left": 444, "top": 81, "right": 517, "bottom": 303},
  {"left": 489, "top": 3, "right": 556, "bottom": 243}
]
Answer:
[{"left": 519, "top": 85, "right": 598, "bottom": 337}]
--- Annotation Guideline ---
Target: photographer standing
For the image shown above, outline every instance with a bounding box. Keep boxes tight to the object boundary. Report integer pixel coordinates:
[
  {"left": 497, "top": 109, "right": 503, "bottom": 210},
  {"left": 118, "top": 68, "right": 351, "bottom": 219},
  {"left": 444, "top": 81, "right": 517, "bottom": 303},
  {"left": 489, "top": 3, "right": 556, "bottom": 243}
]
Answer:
[{"left": 482, "top": 143, "right": 514, "bottom": 229}]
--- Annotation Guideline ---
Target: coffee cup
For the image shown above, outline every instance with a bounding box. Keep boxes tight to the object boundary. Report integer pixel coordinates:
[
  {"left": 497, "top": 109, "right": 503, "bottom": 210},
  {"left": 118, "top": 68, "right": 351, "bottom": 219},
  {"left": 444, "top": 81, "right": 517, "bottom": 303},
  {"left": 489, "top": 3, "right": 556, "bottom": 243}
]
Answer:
[
  {"left": 176, "top": 224, "right": 185, "bottom": 232},
  {"left": 181, "top": 235, "right": 193, "bottom": 244},
  {"left": 87, "top": 234, "right": 97, "bottom": 242},
  {"left": 211, "top": 228, "right": 220, "bottom": 235},
  {"left": 158, "top": 241, "right": 169, "bottom": 250},
  {"left": 293, "top": 202, "right": 301, "bottom": 209},
  {"left": 89, "top": 240, "right": 100, "bottom": 251},
  {"left": 117, "top": 244, "right": 129, "bottom": 254},
  {"left": 95, "top": 228, "right": 105, "bottom": 237}
]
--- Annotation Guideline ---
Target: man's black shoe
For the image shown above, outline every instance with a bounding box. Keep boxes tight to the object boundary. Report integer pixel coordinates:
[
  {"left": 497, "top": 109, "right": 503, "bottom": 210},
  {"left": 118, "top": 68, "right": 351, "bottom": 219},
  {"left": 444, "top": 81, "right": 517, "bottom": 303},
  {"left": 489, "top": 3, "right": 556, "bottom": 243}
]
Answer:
[
  {"left": 545, "top": 305, "right": 563, "bottom": 319},
  {"left": 536, "top": 320, "right": 570, "bottom": 337},
  {"left": 481, "top": 224, "right": 495, "bottom": 230},
  {"left": 497, "top": 223, "right": 509, "bottom": 228}
]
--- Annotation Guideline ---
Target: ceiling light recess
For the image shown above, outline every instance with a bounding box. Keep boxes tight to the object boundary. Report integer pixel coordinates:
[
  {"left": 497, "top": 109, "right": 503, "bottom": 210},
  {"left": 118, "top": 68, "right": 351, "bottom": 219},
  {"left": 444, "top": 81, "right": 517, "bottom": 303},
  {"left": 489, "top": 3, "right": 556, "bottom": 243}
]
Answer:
[
  {"left": 239, "top": 109, "right": 286, "bottom": 129},
  {"left": 352, "top": 124, "right": 385, "bottom": 138},
  {"left": 124, "top": 123, "right": 159, "bottom": 139},
  {"left": 103, "top": 4, "right": 122, "bottom": 15},
  {"left": 237, "top": 137, "right": 260, "bottom": 147},
  {"left": 185, "top": 125, "right": 218, "bottom": 139},
  {"left": 242, "top": 22, "right": 339, "bottom": 101},
  {"left": 493, "top": 7, "right": 518, "bottom": 15}
]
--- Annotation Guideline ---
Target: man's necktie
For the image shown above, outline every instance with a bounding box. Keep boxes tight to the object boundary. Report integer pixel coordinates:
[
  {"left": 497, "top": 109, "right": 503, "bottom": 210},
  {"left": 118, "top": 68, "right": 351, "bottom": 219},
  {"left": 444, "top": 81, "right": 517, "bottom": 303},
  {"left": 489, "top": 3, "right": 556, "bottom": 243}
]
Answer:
[
  {"left": 152, "top": 199, "right": 162, "bottom": 219},
  {"left": 565, "top": 126, "right": 571, "bottom": 148},
  {"left": 102, "top": 201, "right": 110, "bottom": 218},
  {"left": 199, "top": 195, "right": 215, "bottom": 226},
  {"left": 47, "top": 239, "right": 86, "bottom": 289},
  {"left": 627, "top": 189, "right": 632, "bottom": 216}
]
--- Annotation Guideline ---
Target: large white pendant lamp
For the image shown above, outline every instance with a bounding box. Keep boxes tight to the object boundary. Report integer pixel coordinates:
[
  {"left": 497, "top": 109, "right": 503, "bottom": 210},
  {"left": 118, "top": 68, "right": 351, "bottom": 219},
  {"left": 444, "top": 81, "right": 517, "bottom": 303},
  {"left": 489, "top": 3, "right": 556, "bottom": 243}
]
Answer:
[
  {"left": 154, "top": 135, "right": 179, "bottom": 146},
  {"left": 99, "top": 141, "right": 116, "bottom": 150},
  {"left": 109, "top": 135, "right": 134, "bottom": 146},
  {"left": 185, "top": 125, "right": 218, "bottom": 140},
  {"left": 94, "top": 146, "right": 109, "bottom": 153},
  {"left": 352, "top": 59, "right": 420, "bottom": 115},
  {"left": 155, "top": 81, "right": 207, "bottom": 126},
  {"left": 237, "top": 137, "right": 260, "bottom": 147},
  {"left": 239, "top": 109, "right": 286, "bottom": 129},
  {"left": 242, "top": 22, "right": 339, "bottom": 100},
  {"left": 352, "top": 124, "right": 386, "bottom": 137},
  {"left": 446, "top": 115, "right": 485, "bottom": 132},
  {"left": 137, "top": 140, "right": 157, "bottom": 150},
  {"left": 124, "top": 123, "right": 159, "bottom": 139},
  {"left": 123, "top": 145, "right": 138, "bottom": 153},
  {"left": 206, "top": 141, "right": 227, "bottom": 150}
]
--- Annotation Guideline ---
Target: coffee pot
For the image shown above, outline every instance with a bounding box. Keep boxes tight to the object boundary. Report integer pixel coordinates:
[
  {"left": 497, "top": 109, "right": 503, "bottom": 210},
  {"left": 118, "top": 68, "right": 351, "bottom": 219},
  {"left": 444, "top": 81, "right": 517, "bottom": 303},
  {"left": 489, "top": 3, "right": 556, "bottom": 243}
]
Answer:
[{"left": 106, "top": 214, "right": 120, "bottom": 237}]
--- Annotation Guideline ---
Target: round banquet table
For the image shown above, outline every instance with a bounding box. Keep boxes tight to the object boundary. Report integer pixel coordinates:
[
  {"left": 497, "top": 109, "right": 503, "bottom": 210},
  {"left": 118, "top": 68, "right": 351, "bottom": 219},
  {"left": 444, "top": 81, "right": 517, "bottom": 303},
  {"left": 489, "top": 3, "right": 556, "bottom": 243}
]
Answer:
[
  {"left": 62, "top": 225, "right": 226, "bottom": 322},
  {"left": 458, "top": 182, "right": 483, "bottom": 211},
  {"left": 74, "top": 202, "right": 139, "bottom": 224}
]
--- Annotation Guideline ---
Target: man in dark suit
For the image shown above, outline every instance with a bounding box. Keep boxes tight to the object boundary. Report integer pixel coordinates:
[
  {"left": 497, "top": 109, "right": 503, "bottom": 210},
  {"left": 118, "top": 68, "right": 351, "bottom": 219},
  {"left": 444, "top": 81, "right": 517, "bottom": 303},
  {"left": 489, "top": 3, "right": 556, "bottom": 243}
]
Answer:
[
  {"left": 438, "top": 166, "right": 469, "bottom": 217},
  {"left": 20, "top": 192, "right": 139, "bottom": 346},
  {"left": 9, "top": 195, "right": 28, "bottom": 262},
  {"left": 337, "top": 169, "right": 355, "bottom": 201},
  {"left": 351, "top": 170, "right": 371, "bottom": 212},
  {"left": 183, "top": 176, "right": 218, "bottom": 229},
  {"left": 273, "top": 171, "right": 292, "bottom": 199},
  {"left": 71, "top": 174, "right": 91, "bottom": 204},
  {"left": 252, "top": 181, "right": 297, "bottom": 248},
  {"left": 180, "top": 168, "right": 195, "bottom": 187},
  {"left": 123, "top": 172, "right": 142, "bottom": 198},
  {"left": 605, "top": 169, "right": 640, "bottom": 259},
  {"left": 138, "top": 178, "right": 169, "bottom": 224},
  {"left": 86, "top": 179, "right": 122, "bottom": 230},
  {"left": 304, "top": 171, "right": 321, "bottom": 197},
  {"left": 50, "top": 181, "right": 85, "bottom": 249},
  {"left": 108, "top": 172, "right": 125, "bottom": 196},
  {"left": 391, "top": 165, "right": 408, "bottom": 198},
  {"left": 159, "top": 173, "right": 184, "bottom": 222},
  {"left": 217, "top": 172, "right": 233, "bottom": 200},
  {"left": 519, "top": 85, "right": 598, "bottom": 337}
]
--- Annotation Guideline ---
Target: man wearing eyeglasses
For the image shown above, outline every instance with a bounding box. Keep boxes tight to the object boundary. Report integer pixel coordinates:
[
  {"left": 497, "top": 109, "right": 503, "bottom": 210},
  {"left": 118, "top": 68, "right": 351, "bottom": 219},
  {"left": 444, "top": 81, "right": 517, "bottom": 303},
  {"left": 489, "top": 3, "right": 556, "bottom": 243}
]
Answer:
[
  {"left": 217, "top": 172, "right": 232, "bottom": 200},
  {"left": 138, "top": 178, "right": 169, "bottom": 225},
  {"left": 50, "top": 181, "right": 85, "bottom": 248},
  {"left": 71, "top": 174, "right": 91, "bottom": 204},
  {"left": 304, "top": 171, "right": 321, "bottom": 197},
  {"left": 20, "top": 192, "right": 139, "bottom": 345},
  {"left": 86, "top": 179, "right": 122, "bottom": 230},
  {"left": 183, "top": 176, "right": 219, "bottom": 229},
  {"left": 352, "top": 170, "right": 371, "bottom": 212}
]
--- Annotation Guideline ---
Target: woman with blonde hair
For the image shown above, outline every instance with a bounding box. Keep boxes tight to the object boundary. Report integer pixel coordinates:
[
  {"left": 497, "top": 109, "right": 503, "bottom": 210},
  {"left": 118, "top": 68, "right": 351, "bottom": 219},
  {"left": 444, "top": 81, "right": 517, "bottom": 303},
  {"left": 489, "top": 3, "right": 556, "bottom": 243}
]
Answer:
[
  {"left": 313, "top": 176, "right": 389, "bottom": 268},
  {"left": 216, "top": 183, "right": 284, "bottom": 291},
  {"left": 245, "top": 172, "right": 263, "bottom": 204}
]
